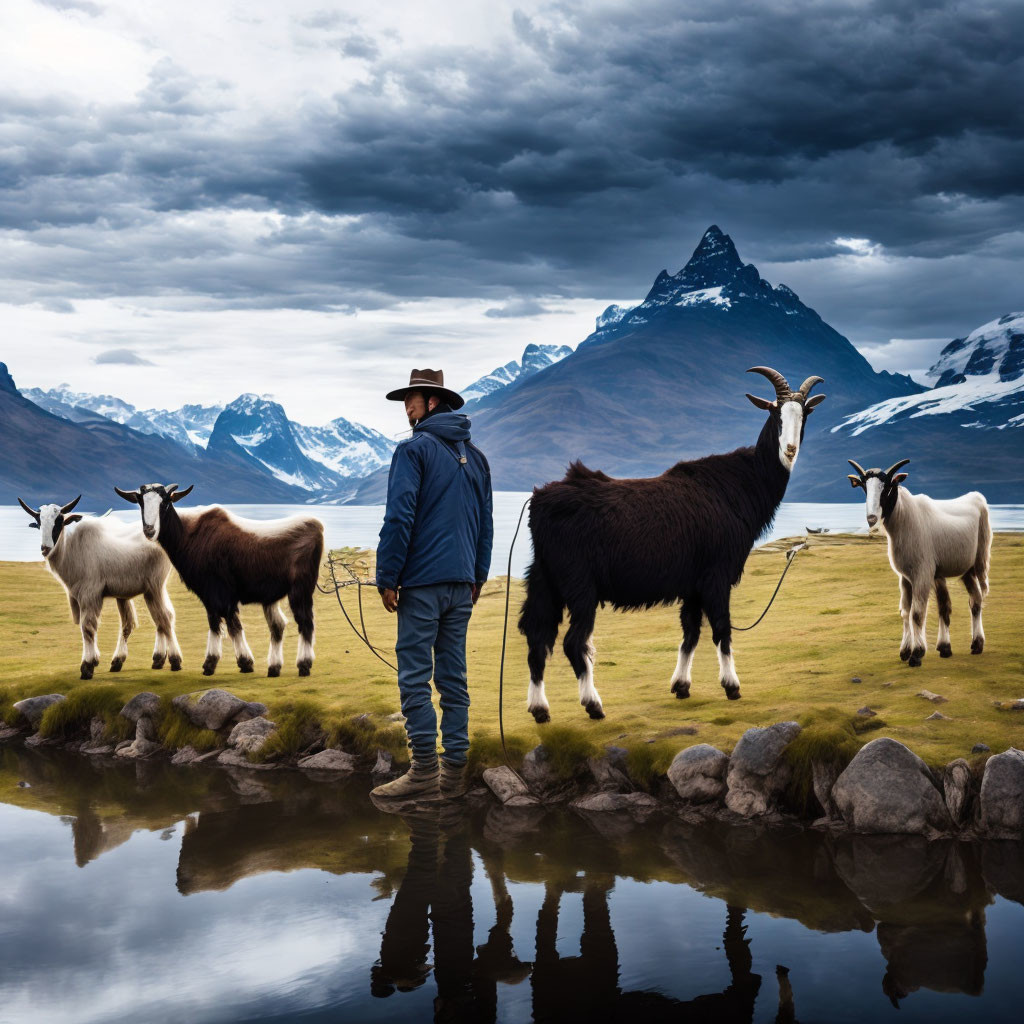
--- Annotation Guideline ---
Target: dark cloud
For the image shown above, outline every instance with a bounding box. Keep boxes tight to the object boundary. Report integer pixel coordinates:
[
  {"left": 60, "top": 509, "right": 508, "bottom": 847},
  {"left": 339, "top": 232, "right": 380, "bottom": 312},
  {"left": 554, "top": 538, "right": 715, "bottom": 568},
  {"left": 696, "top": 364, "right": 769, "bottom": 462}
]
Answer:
[
  {"left": 2, "top": 0, "right": 1022, "bottom": 347},
  {"left": 484, "top": 298, "right": 562, "bottom": 318},
  {"left": 93, "top": 348, "right": 156, "bottom": 365}
]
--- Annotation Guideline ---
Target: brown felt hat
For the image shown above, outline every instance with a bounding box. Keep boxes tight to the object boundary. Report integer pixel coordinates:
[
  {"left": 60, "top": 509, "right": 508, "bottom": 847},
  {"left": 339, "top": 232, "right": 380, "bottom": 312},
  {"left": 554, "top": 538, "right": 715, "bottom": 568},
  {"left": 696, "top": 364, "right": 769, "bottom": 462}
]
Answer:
[{"left": 385, "top": 368, "right": 465, "bottom": 410}]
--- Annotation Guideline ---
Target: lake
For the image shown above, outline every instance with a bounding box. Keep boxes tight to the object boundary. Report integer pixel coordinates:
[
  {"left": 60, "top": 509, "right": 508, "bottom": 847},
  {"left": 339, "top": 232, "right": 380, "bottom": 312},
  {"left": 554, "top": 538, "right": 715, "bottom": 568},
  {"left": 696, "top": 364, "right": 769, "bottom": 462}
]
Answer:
[
  {"left": 1, "top": 744, "right": 1022, "bottom": 1023},
  {"left": 3, "top": 497, "right": 1023, "bottom": 577}
]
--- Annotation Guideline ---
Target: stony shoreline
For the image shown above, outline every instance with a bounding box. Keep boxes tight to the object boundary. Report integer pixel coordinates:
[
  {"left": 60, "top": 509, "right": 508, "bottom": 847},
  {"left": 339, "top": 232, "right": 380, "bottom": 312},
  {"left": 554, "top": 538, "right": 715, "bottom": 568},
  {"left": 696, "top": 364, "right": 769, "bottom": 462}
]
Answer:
[{"left": 2, "top": 687, "right": 1022, "bottom": 839}]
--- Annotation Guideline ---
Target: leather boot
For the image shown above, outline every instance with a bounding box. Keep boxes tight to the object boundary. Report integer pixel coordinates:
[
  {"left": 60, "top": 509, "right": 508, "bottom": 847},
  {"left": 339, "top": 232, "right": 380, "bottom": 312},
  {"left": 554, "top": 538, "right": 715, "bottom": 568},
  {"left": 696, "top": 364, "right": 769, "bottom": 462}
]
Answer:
[
  {"left": 440, "top": 759, "right": 468, "bottom": 800},
  {"left": 371, "top": 759, "right": 440, "bottom": 800}
]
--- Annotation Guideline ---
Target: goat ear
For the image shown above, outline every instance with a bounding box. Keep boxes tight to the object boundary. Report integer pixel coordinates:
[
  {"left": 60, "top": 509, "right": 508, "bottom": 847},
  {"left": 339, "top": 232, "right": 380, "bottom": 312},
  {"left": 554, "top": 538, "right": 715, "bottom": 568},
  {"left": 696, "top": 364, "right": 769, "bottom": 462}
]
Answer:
[
  {"left": 28, "top": 521, "right": 39, "bottom": 530},
  {"left": 746, "top": 393, "right": 775, "bottom": 411},
  {"left": 891, "top": 473, "right": 908, "bottom": 486},
  {"left": 170, "top": 484, "right": 194, "bottom": 502},
  {"left": 805, "top": 394, "right": 827, "bottom": 411},
  {"left": 114, "top": 486, "right": 139, "bottom": 504},
  {"left": 848, "top": 474, "right": 864, "bottom": 490},
  {"left": 64, "top": 513, "right": 83, "bottom": 525}
]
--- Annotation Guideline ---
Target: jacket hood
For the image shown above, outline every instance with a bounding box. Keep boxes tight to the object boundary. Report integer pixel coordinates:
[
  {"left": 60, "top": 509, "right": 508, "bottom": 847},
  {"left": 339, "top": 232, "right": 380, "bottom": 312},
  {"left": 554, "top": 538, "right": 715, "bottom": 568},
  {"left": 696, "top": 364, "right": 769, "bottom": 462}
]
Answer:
[{"left": 415, "top": 411, "right": 471, "bottom": 442}]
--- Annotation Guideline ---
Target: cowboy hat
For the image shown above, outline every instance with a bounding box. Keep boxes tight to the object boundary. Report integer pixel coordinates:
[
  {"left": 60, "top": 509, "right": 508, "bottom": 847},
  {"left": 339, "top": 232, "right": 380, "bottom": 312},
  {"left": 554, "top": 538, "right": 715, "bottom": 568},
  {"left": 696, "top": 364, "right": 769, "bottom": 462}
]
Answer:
[{"left": 385, "top": 368, "right": 465, "bottom": 410}]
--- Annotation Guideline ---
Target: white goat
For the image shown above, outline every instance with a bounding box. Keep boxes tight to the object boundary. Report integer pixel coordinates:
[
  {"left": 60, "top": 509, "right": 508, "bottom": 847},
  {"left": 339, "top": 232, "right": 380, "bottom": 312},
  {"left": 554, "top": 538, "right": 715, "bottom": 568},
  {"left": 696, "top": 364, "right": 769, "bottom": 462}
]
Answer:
[
  {"left": 18, "top": 496, "right": 182, "bottom": 679},
  {"left": 847, "top": 460, "right": 991, "bottom": 666}
]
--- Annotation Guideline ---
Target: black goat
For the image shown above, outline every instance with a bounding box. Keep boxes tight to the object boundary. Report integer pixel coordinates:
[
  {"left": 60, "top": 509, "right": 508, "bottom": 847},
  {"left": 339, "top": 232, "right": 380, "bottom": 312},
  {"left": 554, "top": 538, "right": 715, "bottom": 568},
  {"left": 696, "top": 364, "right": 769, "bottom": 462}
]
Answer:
[{"left": 518, "top": 367, "right": 826, "bottom": 721}]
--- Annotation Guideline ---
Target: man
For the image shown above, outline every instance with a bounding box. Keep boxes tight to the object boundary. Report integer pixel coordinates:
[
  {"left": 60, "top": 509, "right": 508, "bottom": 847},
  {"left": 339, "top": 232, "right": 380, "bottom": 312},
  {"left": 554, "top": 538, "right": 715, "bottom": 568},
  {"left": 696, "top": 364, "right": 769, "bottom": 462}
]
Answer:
[{"left": 371, "top": 368, "right": 493, "bottom": 801}]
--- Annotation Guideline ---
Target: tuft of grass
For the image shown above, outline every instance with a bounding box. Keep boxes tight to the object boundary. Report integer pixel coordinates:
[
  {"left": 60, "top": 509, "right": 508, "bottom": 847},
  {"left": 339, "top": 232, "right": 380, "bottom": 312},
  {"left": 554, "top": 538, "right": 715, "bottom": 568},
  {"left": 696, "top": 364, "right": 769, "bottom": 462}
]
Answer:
[
  {"left": 537, "top": 725, "right": 600, "bottom": 779},
  {"left": 466, "top": 731, "right": 529, "bottom": 778},
  {"left": 625, "top": 740, "right": 678, "bottom": 792},
  {"left": 38, "top": 685, "right": 134, "bottom": 743},
  {"left": 326, "top": 715, "right": 408, "bottom": 760},
  {"left": 259, "top": 698, "right": 326, "bottom": 761},
  {"left": 156, "top": 696, "right": 221, "bottom": 752}
]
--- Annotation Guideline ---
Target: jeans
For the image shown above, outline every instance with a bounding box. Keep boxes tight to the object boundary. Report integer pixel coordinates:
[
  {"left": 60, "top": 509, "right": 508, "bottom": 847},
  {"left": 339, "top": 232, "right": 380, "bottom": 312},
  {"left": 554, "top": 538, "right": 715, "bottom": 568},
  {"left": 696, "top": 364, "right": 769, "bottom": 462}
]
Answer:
[{"left": 395, "top": 582, "right": 473, "bottom": 765}]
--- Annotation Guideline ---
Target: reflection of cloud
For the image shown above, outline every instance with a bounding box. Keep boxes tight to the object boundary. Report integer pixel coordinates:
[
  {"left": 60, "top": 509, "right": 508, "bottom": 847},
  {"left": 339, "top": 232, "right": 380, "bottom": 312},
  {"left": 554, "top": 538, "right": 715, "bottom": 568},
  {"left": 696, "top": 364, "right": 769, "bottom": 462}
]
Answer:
[{"left": 93, "top": 348, "right": 155, "bottom": 366}]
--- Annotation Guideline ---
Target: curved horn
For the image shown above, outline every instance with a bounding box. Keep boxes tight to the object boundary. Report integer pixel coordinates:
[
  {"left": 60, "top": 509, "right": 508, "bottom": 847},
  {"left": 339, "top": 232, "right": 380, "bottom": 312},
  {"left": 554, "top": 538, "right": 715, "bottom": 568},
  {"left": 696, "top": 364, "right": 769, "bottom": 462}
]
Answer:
[
  {"left": 847, "top": 459, "right": 868, "bottom": 479},
  {"left": 165, "top": 484, "right": 179, "bottom": 496},
  {"left": 169, "top": 484, "right": 194, "bottom": 502},
  {"left": 747, "top": 366, "right": 790, "bottom": 401},
  {"left": 884, "top": 459, "right": 910, "bottom": 479},
  {"left": 60, "top": 495, "right": 81, "bottom": 514},
  {"left": 796, "top": 375, "right": 824, "bottom": 398},
  {"left": 114, "top": 486, "right": 140, "bottom": 505},
  {"left": 17, "top": 497, "right": 40, "bottom": 521}
]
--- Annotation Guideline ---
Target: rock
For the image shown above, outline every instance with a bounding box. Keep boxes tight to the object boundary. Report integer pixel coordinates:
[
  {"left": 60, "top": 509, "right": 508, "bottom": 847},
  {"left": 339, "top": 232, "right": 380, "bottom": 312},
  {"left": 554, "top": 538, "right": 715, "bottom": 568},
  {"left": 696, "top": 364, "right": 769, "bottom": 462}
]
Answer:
[
  {"left": 194, "top": 749, "right": 223, "bottom": 763},
  {"left": 856, "top": 707, "right": 876, "bottom": 717},
  {"left": 116, "top": 737, "right": 161, "bottom": 759},
  {"left": 482, "top": 765, "right": 534, "bottom": 804},
  {"left": 851, "top": 677, "right": 862, "bottom": 683},
  {"left": 812, "top": 761, "right": 841, "bottom": 818},
  {"left": 667, "top": 744, "right": 729, "bottom": 803},
  {"left": 171, "top": 746, "right": 200, "bottom": 765},
  {"left": 115, "top": 739, "right": 133, "bottom": 752},
  {"left": 372, "top": 749, "right": 394, "bottom": 775},
  {"left": 972, "top": 743, "right": 990, "bottom": 754},
  {"left": 943, "top": 759, "right": 972, "bottom": 826},
  {"left": 725, "top": 722, "right": 801, "bottom": 817},
  {"left": 171, "top": 689, "right": 246, "bottom": 731},
  {"left": 832, "top": 737, "right": 951, "bottom": 835},
  {"left": 925, "top": 712, "right": 950, "bottom": 721},
  {"left": 227, "top": 717, "right": 277, "bottom": 755},
  {"left": 0, "top": 726, "right": 21, "bottom": 741},
  {"left": 386, "top": 711, "right": 406, "bottom": 723},
  {"left": 120, "top": 692, "right": 162, "bottom": 725},
  {"left": 297, "top": 749, "right": 357, "bottom": 772},
  {"left": 521, "top": 745, "right": 580, "bottom": 803},
  {"left": 882, "top": 681, "right": 894, "bottom": 688},
  {"left": 571, "top": 791, "right": 659, "bottom": 814},
  {"left": 81, "top": 744, "right": 113, "bottom": 755},
  {"left": 918, "top": 690, "right": 947, "bottom": 704},
  {"left": 12, "top": 694, "right": 65, "bottom": 729},
  {"left": 136, "top": 716, "right": 157, "bottom": 742},
  {"left": 218, "top": 749, "right": 276, "bottom": 770},
  {"left": 587, "top": 755, "right": 633, "bottom": 793},
  {"left": 978, "top": 748, "right": 1024, "bottom": 835},
  {"left": 25, "top": 732, "right": 59, "bottom": 747},
  {"left": 603, "top": 745, "right": 629, "bottom": 771},
  {"left": 230, "top": 701, "right": 269, "bottom": 725},
  {"left": 89, "top": 716, "right": 106, "bottom": 742}
]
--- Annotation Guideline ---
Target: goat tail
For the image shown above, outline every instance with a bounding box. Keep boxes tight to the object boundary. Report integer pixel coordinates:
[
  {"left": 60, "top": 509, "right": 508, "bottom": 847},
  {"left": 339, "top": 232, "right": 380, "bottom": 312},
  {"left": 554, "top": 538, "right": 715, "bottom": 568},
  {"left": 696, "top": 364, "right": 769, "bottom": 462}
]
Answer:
[
  {"left": 518, "top": 556, "right": 563, "bottom": 652},
  {"left": 975, "top": 499, "right": 991, "bottom": 596}
]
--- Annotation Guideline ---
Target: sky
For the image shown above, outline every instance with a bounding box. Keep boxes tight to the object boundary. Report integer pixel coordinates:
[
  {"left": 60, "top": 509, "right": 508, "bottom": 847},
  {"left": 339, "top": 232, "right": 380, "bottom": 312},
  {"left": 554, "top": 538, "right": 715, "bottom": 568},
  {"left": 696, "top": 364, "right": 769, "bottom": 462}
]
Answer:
[{"left": 1, "top": 0, "right": 1021, "bottom": 432}]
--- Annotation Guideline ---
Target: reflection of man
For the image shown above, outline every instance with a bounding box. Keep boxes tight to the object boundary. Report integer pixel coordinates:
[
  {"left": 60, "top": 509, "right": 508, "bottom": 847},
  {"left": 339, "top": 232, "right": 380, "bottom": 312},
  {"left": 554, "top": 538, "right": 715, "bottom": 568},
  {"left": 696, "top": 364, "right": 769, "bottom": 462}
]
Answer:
[{"left": 372, "top": 369, "right": 493, "bottom": 803}]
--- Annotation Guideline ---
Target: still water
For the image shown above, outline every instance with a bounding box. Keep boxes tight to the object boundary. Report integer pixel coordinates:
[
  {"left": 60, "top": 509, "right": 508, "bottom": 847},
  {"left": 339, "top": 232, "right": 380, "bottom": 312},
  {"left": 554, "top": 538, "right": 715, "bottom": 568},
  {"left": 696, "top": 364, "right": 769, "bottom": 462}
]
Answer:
[
  {"left": 3, "top": 498, "right": 1023, "bottom": 576},
  {"left": 1, "top": 745, "right": 1022, "bottom": 1023}
]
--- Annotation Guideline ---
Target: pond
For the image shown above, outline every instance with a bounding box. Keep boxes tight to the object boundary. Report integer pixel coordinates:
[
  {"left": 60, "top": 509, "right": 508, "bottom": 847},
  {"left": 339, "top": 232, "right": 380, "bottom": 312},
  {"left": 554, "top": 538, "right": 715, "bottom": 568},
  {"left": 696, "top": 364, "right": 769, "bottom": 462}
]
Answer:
[
  {"left": 1, "top": 744, "right": 1022, "bottom": 1023},
  {"left": 2, "top": 499, "right": 1023, "bottom": 577}
]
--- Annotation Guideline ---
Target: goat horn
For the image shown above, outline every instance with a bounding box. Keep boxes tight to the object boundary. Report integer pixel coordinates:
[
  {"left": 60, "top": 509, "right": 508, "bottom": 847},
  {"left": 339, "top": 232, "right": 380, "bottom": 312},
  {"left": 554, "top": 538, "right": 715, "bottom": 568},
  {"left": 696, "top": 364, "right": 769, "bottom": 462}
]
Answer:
[
  {"left": 796, "top": 375, "right": 824, "bottom": 398},
  {"left": 166, "top": 484, "right": 179, "bottom": 495},
  {"left": 60, "top": 495, "right": 81, "bottom": 514},
  {"left": 884, "top": 458, "right": 910, "bottom": 479},
  {"left": 17, "top": 497, "right": 40, "bottom": 521},
  {"left": 747, "top": 366, "right": 790, "bottom": 401},
  {"left": 847, "top": 459, "right": 868, "bottom": 479}
]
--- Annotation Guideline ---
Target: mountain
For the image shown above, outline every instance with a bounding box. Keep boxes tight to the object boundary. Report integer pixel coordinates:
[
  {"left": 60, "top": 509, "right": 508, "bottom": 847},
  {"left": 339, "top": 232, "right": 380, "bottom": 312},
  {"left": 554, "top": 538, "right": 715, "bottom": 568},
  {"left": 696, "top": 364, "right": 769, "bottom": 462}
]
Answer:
[
  {"left": 817, "top": 312, "right": 1024, "bottom": 501},
  {"left": 445, "top": 225, "right": 924, "bottom": 498},
  {"left": 1, "top": 363, "right": 306, "bottom": 510},
  {"left": 462, "top": 343, "right": 574, "bottom": 402}
]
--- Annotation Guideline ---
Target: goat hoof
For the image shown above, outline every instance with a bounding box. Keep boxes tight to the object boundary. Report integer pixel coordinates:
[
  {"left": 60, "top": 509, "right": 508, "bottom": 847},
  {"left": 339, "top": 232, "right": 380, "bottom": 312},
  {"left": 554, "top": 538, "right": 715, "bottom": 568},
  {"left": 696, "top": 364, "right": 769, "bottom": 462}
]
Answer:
[
  {"left": 80, "top": 662, "right": 94, "bottom": 680},
  {"left": 724, "top": 684, "right": 741, "bottom": 701},
  {"left": 530, "top": 707, "right": 551, "bottom": 724},
  {"left": 237, "top": 658, "right": 254, "bottom": 673},
  {"left": 109, "top": 658, "right": 124, "bottom": 673},
  {"left": 937, "top": 643, "right": 953, "bottom": 658},
  {"left": 297, "top": 660, "right": 312, "bottom": 677},
  {"left": 584, "top": 702, "right": 605, "bottom": 720},
  {"left": 899, "top": 648, "right": 911, "bottom": 662},
  {"left": 168, "top": 656, "right": 182, "bottom": 671},
  {"left": 267, "top": 664, "right": 281, "bottom": 678},
  {"left": 670, "top": 680, "right": 691, "bottom": 699},
  {"left": 971, "top": 638, "right": 984, "bottom": 654},
  {"left": 201, "top": 657, "right": 218, "bottom": 676},
  {"left": 151, "top": 654, "right": 166, "bottom": 670}
]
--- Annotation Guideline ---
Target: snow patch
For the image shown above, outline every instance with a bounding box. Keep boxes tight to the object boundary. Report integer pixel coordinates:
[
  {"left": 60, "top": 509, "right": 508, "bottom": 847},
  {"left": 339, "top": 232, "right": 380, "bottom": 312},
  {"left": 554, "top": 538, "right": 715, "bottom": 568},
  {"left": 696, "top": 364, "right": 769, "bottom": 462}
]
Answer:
[{"left": 674, "top": 286, "right": 732, "bottom": 309}]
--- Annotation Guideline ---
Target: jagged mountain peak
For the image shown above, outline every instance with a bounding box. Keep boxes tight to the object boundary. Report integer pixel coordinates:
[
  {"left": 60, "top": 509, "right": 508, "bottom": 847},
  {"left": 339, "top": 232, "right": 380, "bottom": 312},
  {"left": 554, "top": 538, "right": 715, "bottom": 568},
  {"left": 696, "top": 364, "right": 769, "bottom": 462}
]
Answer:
[
  {"left": 682, "top": 224, "right": 744, "bottom": 276},
  {"left": 463, "top": 343, "right": 573, "bottom": 403},
  {"left": 928, "top": 312, "right": 1024, "bottom": 386},
  {"left": 0, "top": 362, "right": 17, "bottom": 396}
]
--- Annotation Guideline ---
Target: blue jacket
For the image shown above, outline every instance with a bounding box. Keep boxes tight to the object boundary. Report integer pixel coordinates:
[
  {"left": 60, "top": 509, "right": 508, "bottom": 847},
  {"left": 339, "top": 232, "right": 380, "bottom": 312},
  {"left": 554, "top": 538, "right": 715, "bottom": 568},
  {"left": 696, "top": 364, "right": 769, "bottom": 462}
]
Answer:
[{"left": 376, "top": 411, "right": 494, "bottom": 590}]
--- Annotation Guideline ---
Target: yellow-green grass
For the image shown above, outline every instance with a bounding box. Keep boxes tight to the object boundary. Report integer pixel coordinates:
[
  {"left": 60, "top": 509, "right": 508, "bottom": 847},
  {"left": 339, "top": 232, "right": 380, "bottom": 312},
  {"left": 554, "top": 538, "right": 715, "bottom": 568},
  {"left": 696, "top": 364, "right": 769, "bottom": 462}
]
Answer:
[{"left": 1, "top": 533, "right": 1022, "bottom": 775}]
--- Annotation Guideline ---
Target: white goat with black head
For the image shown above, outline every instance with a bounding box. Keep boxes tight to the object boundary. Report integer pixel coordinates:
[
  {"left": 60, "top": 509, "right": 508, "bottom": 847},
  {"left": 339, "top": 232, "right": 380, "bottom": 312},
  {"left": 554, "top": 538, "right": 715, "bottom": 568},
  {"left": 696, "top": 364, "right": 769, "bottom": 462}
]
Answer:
[
  {"left": 17, "top": 495, "right": 182, "bottom": 679},
  {"left": 847, "top": 460, "right": 991, "bottom": 666}
]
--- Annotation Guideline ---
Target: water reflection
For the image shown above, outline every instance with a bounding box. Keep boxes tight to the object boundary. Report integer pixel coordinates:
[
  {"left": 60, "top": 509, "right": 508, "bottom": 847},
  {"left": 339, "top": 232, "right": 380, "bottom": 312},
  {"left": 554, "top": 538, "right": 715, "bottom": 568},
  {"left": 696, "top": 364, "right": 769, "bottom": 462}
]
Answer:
[{"left": 2, "top": 745, "right": 1022, "bottom": 1023}]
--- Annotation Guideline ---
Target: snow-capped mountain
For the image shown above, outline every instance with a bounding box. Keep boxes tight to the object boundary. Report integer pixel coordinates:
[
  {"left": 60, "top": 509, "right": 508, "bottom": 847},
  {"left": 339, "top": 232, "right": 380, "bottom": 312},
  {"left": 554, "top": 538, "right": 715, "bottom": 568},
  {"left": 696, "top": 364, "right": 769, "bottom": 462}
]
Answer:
[
  {"left": 20, "top": 384, "right": 223, "bottom": 449},
  {"left": 462, "top": 343, "right": 573, "bottom": 402},
  {"left": 207, "top": 394, "right": 394, "bottom": 492},
  {"left": 834, "top": 313, "right": 1024, "bottom": 436}
]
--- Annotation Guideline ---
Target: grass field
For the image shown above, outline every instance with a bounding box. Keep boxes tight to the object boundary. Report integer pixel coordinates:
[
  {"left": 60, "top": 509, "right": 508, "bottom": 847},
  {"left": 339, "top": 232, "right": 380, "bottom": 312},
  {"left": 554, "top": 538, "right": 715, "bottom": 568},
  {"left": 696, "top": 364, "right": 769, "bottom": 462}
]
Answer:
[{"left": 1, "top": 534, "right": 1021, "bottom": 775}]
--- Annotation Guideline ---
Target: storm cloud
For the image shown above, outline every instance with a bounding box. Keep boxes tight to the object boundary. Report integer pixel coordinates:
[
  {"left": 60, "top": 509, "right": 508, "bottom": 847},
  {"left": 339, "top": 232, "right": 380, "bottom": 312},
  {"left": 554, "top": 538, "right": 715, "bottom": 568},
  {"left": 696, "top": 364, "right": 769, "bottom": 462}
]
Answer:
[{"left": 1, "top": 0, "right": 1021, "bottom": 424}]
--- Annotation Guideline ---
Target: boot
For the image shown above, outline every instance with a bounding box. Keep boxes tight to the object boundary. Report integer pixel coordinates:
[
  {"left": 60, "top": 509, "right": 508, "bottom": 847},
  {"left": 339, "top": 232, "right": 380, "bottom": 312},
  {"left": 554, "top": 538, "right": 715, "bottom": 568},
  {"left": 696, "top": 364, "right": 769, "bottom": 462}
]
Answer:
[
  {"left": 371, "top": 759, "right": 440, "bottom": 801},
  {"left": 440, "top": 759, "right": 468, "bottom": 800}
]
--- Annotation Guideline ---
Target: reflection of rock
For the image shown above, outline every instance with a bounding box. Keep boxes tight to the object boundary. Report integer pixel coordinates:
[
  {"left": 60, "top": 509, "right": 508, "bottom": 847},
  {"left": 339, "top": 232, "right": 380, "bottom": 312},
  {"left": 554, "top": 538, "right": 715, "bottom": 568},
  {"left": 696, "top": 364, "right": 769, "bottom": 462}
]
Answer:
[
  {"left": 832, "top": 834, "right": 946, "bottom": 909},
  {"left": 833, "top": 738, "right": 951, "bottom": 835},
  {"left": 979, "top": 748, "right": 1024, "bottom": 835},
  {"left": 483, "top": 803, "right": 547, "bottom": 845},
  {"left": 668, "top": 744, "right": 728, "bottom": 803},
  {"left": 172, "top": 689, "right": 246, "bottom": 731},
  {"left": 12, "top": 694, "right": 65, "bottom": 729},
  {"left": 725, "top": 722, "right": 800, "bottom": 817},
  {"left": 981, "top": 842, "right": 1024, "bottom": 906}
]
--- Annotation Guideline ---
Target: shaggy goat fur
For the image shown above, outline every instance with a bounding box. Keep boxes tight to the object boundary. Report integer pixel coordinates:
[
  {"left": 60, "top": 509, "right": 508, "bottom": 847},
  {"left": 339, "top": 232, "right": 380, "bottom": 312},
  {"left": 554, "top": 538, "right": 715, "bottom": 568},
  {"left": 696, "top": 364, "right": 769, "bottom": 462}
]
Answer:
[
  {"left": 116, "top": 484, "right": 324, "bottom": 677},
  {"left": 519, "top": 372, "right": 824, "bottom": 722},
  {"left": 849, "top": 460, "right": 991, "bottom": 666}
]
